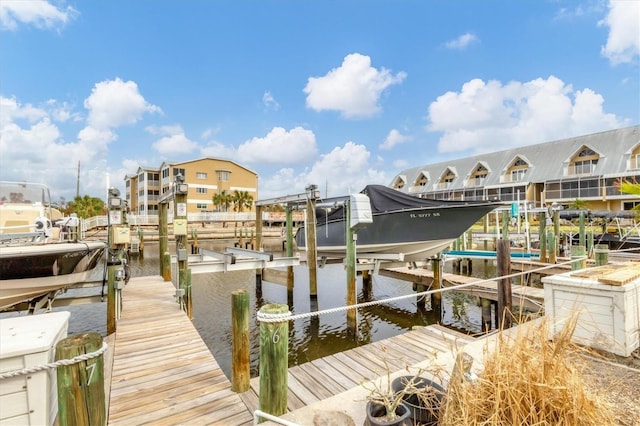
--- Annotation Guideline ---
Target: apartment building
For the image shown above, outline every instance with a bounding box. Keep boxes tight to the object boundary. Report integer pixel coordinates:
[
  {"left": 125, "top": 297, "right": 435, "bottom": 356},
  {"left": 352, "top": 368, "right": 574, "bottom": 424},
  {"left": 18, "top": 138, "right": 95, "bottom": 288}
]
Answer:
[
  {"left": 390, "top": 125, "right": 640, "bottom": 212},
  {"left": 125, "top": 157, "right": 258, "bottom": 216}
]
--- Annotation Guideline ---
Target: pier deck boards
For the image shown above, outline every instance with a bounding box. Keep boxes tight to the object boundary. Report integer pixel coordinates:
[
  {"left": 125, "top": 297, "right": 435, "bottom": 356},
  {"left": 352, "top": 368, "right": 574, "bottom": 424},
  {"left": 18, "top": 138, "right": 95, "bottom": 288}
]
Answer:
[
  {"left": 107, "top": 276, "right": 253, "bottom": 426},
  {"left": 237, "top": 324, "right": 475, "bottom": 414}
]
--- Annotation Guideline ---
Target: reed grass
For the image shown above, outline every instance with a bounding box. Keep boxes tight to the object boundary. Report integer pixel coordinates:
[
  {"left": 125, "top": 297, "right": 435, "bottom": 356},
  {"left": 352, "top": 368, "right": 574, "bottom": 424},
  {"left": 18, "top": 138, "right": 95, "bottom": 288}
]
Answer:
[{"left": 439, "top": 315, "right": 616, "bottom": 425}]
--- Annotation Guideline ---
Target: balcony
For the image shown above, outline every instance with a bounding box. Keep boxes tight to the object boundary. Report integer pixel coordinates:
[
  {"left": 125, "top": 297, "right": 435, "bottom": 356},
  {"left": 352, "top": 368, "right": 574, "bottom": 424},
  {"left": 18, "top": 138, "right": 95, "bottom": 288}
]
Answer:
[{"left": 567, "top": 163, "right": 596, "bottom": 176}]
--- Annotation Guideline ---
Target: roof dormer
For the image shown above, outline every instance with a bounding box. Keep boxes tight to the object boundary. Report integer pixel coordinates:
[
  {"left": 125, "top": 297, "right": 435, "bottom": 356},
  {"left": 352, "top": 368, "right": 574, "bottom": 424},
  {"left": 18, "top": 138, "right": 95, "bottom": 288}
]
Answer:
[
  {"left": 567, "top": 145, "right": 600, "bottom": 176},
  {"left": 502, "top": 155, "right": 530, "bottom": 183},
  {"left": 435, "top": 167, "right": 457, "bottom": 190},
  {"left": 465, "top": 162, "right": 490, "bottom": 187}
]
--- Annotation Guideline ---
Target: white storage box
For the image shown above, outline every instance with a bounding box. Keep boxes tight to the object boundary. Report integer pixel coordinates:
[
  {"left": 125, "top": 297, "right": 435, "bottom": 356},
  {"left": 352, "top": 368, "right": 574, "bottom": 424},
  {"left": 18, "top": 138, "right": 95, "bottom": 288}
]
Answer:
[
  {"left": 543, "top": 270, "right": 639, "bottom": 357},
  {"left": 350, "top": 193, "right": 372, "bottom": 230},
  {"left": 0, "top": 311, "right": 70, "bottom": 426}
]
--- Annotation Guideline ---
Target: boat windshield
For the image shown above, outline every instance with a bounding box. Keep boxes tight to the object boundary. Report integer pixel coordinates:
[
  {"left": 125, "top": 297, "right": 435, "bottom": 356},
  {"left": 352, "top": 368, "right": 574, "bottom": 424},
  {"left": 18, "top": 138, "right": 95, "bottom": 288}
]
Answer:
[{"left": 0, "top": 181, "right": 52, "bottom": 214}]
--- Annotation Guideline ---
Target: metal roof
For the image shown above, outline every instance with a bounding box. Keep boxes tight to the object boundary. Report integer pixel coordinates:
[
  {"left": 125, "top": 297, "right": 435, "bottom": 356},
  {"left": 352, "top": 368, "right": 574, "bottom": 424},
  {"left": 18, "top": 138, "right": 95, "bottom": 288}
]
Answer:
[{"left": 392, "top": 125, "right": 640, "bottom": 193}]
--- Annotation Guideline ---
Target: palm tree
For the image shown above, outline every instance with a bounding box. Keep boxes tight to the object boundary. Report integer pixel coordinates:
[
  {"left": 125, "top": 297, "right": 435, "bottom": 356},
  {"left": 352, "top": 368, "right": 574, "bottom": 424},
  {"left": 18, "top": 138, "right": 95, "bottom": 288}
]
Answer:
[
  {"left": 68, "top": 195, "right": 105, "bottom": 218},
  {"left": 232, "top": 190, "right": 253, "bottom": 212},
  {"left": 616, "top": 178, "right": 640, "bottom": 215},
  {"left": 567, "top": 198, "right": 589, "bottom": 210},
  {"left": 212, "top": 190, "right": 232, "bottom": 212}
]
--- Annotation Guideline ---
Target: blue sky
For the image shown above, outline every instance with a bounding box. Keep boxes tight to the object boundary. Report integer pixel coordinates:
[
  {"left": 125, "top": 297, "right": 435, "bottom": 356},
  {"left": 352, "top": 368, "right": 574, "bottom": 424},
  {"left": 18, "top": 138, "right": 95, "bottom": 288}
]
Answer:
[{"left": 1, "top": 0, "right": 638, "bottom": 202}]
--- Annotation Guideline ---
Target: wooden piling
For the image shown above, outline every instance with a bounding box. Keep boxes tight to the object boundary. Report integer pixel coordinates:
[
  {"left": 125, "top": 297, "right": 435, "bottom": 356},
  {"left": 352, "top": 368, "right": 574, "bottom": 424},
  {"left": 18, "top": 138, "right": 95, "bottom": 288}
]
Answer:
[
  {"left": 345, "top": 201, "right": 357, "bottom": 331},
  {"left": 595, "top": 244, "right": 609, "bottom": 266},
  {"left": 571, "top": 245, "right": 586, "bottom": 270},
  {"left": 256, "top": 205, "right": 263, "bottom": 251},
  {"left": 496, "top": 239, "right": 512, "bottom": 329},
  {"left": 56, "top": 333, "right": 105, "bottom": 426},
  {"left": 579, "top": 211, "right": 586, "bottom": 247},
  {"left": 162, "top": 252, "right": 172, "bottom": 282},
  {"left": 430, "top": 257, "right": 442, "bottom": 317},
  {"left": 158, "top": 202, "right": 168, "bottom": 276},
  {"left": 481, "top": 298, "right": 492, "bottom": 332},
  {"left": 259, "top": 304, "right": 290, "bottom": 420},
  {"left": 231, "top": 290, "right": 250, "bottom": 392},
  {"left": 539, "top": 212, "right": 547, "bottom": 263},
  {"left": 305, "top": 195, "right": 318, "bottom": 298},
  {"left": 547, "top": 231, "right": 556, "bottom": 264},
  {"left": 107, "top": 261, "right": 117, "bottom": 335}
]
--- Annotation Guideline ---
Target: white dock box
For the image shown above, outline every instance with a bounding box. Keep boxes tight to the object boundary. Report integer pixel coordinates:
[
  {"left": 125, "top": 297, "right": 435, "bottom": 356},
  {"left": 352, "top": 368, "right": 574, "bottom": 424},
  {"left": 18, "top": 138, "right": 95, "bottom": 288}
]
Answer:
[
  {"left": 0, "top": 311, "right": 70, "bottom": 426},
  {"left": 542, "top": 270, "right": 639, "bottom": 357},
  {"left": 350, "top": 193, "right": 372, "bottom": 230}
]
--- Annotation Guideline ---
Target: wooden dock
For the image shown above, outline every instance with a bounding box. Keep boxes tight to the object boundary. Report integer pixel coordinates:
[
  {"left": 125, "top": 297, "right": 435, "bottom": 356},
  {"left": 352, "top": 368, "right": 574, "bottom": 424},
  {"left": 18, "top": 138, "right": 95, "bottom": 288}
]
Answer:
[
  {"left": 105, "top": 275, "right": 479, "bottom": 425},
  {"left": 107, "top": 276, "right": 253, "bottom": 425},
  {"left": 380, "top": 266, "right": 545, "bottom": 311},
  {"left": 237, "top": 324, "right": 475, "bottom": 414}
]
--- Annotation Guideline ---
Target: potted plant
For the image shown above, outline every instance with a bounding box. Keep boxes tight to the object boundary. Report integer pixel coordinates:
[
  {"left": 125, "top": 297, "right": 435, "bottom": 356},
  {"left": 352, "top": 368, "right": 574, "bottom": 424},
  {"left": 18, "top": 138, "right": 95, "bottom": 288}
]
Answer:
[
  {"left": 391, "top": 375, "right": 445, "bottom": 426},
  {"left": 361, "top": 355, "right": 414, "bottom": 426}
]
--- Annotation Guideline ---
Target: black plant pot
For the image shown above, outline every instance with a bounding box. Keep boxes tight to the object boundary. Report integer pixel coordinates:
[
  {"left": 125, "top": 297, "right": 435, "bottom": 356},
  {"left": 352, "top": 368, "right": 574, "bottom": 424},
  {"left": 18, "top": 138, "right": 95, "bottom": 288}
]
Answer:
[
  {"left": 364, "top": 401, "right": 412, "bottom": 426},
  {"left": 391, "top": 376, "right": 445, "bottom": 426}
]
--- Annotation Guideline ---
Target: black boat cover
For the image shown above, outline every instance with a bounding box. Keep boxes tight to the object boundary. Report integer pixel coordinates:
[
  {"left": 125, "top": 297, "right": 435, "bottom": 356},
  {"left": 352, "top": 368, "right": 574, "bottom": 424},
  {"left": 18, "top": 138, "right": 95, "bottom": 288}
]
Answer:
[{"left": 318, "top": 185, "right": 492, "bottom": 222}]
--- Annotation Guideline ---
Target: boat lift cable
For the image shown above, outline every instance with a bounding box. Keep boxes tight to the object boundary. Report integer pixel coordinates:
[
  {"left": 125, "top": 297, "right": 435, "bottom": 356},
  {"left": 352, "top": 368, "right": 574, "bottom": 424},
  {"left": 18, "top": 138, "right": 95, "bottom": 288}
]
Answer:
[{"left": 256, "top": 257, "right": 583, "bottom": 324}]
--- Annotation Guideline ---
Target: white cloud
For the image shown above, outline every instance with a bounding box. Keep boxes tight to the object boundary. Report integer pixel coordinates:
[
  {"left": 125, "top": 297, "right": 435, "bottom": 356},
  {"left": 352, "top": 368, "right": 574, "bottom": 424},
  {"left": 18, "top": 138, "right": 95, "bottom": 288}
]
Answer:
[
  {"left": 303, "top": 142, "right": 387, "bottom": 196},
  {"left": 236, "top": 126, "right": 317, "bottom": 164},
  {"left": 200, "top": 140, "right": 236, "bottom": 160},
  {"left": 84, "top": 78, "right": 161, "bottom": 130},
  {"left": 427, "top": 76, "right": 625, "bottom": 154},
  {"left": 149, "top": 124, "right": 199, "bottom": 155},
  {"left": 599, "top": 0, "right": 640, "bottom": 65},
  {"left": 393, "top": 159, "right": 409, "bottom": 169},
  {"left": 444, "top": 32, "right": 479, "bottom": 50},
  {"left": 0, "top": 0, "right": 78, "bottom": 31},
  {"left": 380, "top": 128, "right": 411, "bottom": 150},
  {"left": 262, "top": 91, "right": 280, "bottom": 111},
  {"left": 304, "top": 53, "right": 407, "bottom": 119}
]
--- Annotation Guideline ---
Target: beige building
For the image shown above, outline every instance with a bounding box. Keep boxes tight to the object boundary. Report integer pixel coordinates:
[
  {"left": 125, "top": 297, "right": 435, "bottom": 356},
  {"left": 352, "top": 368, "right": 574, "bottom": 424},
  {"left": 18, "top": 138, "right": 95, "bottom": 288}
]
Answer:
[
  {"left": 125, "top": 157, "right": 258, "bottom": 216},
  {"left": 390, "top": 125, "right": 640, "bottom": 212}
]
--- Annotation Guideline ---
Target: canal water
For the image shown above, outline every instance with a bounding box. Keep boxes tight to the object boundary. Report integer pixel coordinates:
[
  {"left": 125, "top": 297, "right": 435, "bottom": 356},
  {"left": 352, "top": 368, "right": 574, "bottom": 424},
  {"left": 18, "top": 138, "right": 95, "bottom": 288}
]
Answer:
[{"left": 2, "top": 241, "right": 498, "bottom": 380}]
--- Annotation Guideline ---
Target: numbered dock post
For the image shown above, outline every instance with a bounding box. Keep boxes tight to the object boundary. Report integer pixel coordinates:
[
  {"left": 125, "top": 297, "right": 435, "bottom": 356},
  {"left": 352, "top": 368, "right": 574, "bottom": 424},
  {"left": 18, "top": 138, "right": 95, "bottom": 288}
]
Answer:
[
  {"left": 258, "top": 304, "right": 290, "bottom": 420},
  {"left": 56, "top": 333, "right": 105, "bottom": 426}
]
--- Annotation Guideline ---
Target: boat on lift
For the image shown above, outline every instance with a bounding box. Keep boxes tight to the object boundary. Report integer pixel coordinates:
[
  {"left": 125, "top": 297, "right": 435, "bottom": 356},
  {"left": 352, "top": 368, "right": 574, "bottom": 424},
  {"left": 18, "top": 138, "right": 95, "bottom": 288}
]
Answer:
[
  {"left": 294, "top": 185, "right": 503, "bottom": 262},
  {"left": 0, "top": 181, "right": 106, "bottom": 311}
]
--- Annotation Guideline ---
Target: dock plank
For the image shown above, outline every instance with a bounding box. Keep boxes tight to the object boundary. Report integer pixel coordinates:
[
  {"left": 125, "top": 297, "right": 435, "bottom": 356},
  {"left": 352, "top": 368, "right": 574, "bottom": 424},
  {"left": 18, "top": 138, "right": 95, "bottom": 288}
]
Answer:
[{"left": 107, "top": 276, "right": 251, "bottom": 426}]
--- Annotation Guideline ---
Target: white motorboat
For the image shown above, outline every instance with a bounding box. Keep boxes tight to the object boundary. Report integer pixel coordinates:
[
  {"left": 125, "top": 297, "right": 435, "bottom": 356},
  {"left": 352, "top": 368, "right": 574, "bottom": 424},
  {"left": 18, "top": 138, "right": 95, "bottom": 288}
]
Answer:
[{"left": 0, "top": 181, "right": 106, "bottom": 311}]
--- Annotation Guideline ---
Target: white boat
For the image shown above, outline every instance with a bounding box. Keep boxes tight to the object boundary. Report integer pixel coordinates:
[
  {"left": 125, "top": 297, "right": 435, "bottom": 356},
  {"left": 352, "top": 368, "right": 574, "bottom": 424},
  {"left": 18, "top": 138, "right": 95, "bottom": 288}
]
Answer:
[
  {"left": 0, "top": 181, "right": 106, "bottom": 311},
  {"left": 295, "top": 185, "right": 503, "bottom": 261}
]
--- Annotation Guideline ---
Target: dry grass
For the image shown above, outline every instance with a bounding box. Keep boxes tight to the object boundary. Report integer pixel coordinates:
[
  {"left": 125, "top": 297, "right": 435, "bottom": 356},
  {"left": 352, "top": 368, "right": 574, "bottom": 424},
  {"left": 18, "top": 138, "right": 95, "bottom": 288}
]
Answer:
[{"left": 439, "top": 315, "right": 619, "bottom": 425}]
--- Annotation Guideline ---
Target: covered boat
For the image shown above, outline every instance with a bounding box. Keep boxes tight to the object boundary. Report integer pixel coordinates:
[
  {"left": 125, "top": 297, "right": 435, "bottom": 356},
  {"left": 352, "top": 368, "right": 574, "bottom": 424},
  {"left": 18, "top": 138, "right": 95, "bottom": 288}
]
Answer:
[
  {"left": 0, "top": 181, "right": 106, "bottom": 311},
  {"left": 294, "top": 185, "right": 502, "bottom": 261}
]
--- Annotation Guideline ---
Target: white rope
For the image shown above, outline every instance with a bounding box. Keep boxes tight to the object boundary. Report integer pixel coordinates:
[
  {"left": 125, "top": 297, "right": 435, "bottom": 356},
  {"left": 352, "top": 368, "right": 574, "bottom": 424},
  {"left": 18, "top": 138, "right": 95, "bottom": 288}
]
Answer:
[
  {"left": 0, "top": 341, "right": 108, "bottom": 380},
  {"left": 256, "top": 257, "right": 584, "bottom": 323}
]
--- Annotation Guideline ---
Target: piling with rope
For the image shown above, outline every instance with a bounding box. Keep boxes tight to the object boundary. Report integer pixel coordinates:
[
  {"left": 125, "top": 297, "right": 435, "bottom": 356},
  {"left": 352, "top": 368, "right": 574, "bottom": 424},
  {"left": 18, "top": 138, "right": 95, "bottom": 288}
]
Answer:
[
  {"left": 55, "top": 333, "right": 107, "bottom": 426},
  {"left": 258, "top": 304, "right": 290, "bottom": 421}
]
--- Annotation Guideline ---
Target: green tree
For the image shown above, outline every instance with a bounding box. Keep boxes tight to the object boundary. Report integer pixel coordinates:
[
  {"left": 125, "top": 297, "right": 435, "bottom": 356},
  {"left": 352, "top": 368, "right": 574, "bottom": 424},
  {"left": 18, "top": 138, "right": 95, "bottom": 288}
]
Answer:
[
  {"left": 67, "top": 195, "right": 105, "bottom": 218},
  {"left": 232, "top": 190, "right": 253, "bottom": 212},
  {"left": 212, "top": 190, "right": 232, "bottom": 212},
  {"left": 616, "top": 178, "right": 640, "bottom": 215},
  {"left": 567, "top": 198, "right": 589, "bottom": 210}
]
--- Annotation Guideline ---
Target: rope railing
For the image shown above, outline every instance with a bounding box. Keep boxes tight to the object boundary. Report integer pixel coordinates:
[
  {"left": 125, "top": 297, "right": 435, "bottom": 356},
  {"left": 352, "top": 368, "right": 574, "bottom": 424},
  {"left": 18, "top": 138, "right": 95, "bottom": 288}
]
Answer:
[
  {"left": 256, "top": 256, "right": 584, "bottom": 323},
  {"left": 0, "top": 341, "right": 108, "bottom": 380}
]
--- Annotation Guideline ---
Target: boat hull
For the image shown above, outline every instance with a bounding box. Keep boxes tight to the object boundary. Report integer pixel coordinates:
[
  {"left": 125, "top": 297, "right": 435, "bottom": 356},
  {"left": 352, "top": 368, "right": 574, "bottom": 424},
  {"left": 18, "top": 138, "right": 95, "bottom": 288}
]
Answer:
[
  {"left": 0, "top": 241, "right": 106, "bottom": 310},
  {"left": 296, "top": 203, "right": 498, "bottom": 261}
]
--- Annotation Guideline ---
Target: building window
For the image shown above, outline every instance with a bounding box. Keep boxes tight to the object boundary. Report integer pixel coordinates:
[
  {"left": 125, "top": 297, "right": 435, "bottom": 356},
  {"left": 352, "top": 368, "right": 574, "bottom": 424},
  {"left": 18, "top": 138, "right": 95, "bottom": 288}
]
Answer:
[
  {"left": 196, "top": 203, "right": 208, "bottom": 209},
  {"left": 217, "top": 170, "right": 230, "bottom": 181},
  {"left": 196, "top": 187, "right": 208, "bottom": 194},
  {"left": 196, "top": 172, "right": 208, "bottom": 179},
  {"left": 173, "top": 168, "right": 186, "bottom": 178},
  {"left": 414, "top": 174, "right": 428, "bottom": 187},
  {"left": 162, "top": 168, "right": 169, "bottom": 178},
  {"left": 511, "top": 169, "right": 527, "bottom": 182}
]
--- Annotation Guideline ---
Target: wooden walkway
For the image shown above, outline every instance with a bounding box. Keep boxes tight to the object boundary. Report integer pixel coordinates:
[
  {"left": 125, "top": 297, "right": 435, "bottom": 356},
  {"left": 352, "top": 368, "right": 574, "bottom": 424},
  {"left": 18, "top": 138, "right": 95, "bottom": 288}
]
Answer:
[
  {"left": 238, "top": 324, "right": 475, "bottom": 414},
  {"left": 106, "top": 276, "right": 477, "bottom": 425},
  {"left": 107, "top": 276, "right": 253, "bottom": 425}
]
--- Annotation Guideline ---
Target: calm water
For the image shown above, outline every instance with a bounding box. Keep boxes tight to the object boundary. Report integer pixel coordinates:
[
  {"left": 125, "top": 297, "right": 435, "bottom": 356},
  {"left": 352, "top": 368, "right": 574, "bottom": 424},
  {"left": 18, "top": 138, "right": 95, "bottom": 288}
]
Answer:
[{"left": 1, "top": 241, "right": 495, "bottom": 380}]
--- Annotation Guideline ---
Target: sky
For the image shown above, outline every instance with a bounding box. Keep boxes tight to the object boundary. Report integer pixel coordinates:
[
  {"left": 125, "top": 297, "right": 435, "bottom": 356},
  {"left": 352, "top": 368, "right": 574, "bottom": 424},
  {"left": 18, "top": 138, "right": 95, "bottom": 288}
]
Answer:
[{"left": 1, "top": 0, "right": 639, "bottom": 203}]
